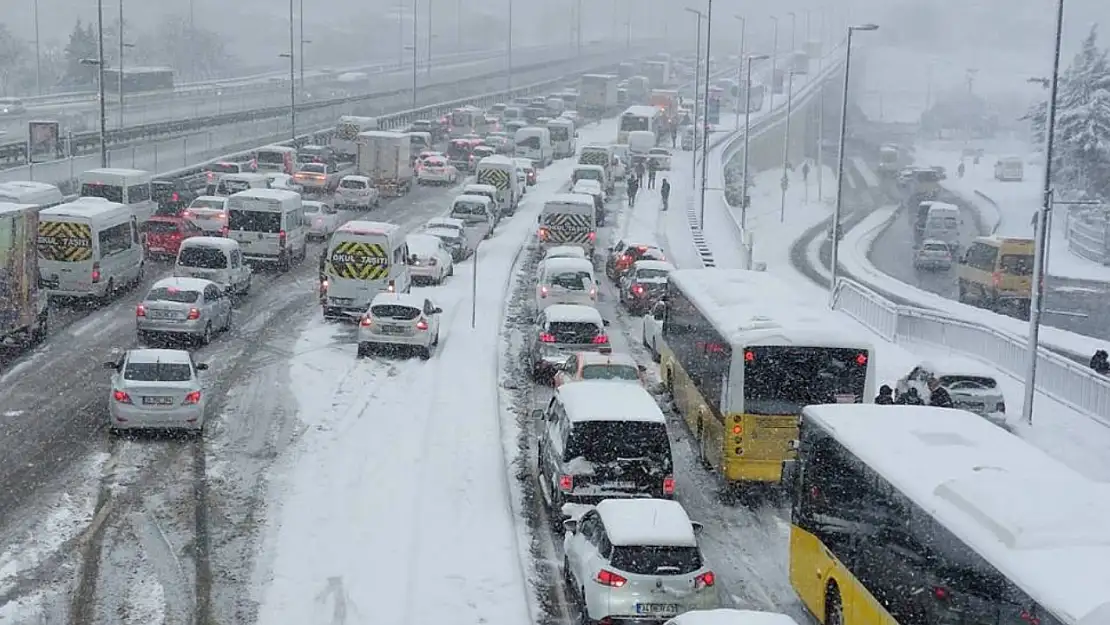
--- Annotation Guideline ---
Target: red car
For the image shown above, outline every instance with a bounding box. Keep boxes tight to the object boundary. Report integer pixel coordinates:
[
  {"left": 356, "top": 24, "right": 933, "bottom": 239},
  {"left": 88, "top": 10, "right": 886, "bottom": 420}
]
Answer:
[{"left": 143, "top": 215, "right": 204, "bottom": 260}]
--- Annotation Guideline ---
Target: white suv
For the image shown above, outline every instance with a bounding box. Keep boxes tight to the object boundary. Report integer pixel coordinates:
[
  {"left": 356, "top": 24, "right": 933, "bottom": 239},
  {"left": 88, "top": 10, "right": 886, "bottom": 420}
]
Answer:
[{"left": 562, "top": 499, "right": 720, "bottom": 623}]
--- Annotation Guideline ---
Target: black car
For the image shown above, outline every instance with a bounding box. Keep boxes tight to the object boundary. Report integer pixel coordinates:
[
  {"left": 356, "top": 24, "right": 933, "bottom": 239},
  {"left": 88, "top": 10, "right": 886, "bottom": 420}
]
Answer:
[
  {"left": 151, "top": 179, "right": 198, "bottom": 216},
  {"left": 605, "top": 240, "right": 666, "bottom": 281},
  {"left": 296, "top": 144, "right": 336, "bottom": 167}
]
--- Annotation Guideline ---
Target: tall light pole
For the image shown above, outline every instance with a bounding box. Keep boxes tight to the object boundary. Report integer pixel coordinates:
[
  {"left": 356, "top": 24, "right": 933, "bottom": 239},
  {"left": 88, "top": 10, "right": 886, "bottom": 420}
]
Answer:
[
  {"left": 118, "top": 0, "right": 123, "bottom": 128},
  {"left": 740, "top": 53, "right": 769, "bottom": 230},
  {"left": 299, "top": 0, "right": 306, "bottom": 91},
  {"left": 787, "top": 11, "right": 797, "bottom": 53},
  {"left": 684, "top": 7, "right": 703, "bottom": 192},
  {"left": 412, "top": 0, "right": 419, "bottom": 110},
  {"left": 779, "top": 67, "right": 794, "bottom": 221},
  {"left": 33, "top": 0, "right": 42, "bottom": 95},
  {"left": 769, "top": 16, "right": 779, "bottom": 102},
  {"left": 698, "top": 0, "right": 714, "bottom": 228},
  {"left": 827, "top": 23, "right": 879, "bottom": 300},
  {"left": 733, "top": 15, "right": 745, "bottom": 130},
  {"left": 507, "top": 0, "right": 513, "bottom": 91},
  {"left": 427, "top": 0, "right": 433, "bottom": 78},
  {"left": 93, "top": 0, "right": 108, "bottom": 166},
  {"left": 1022, "top": 0, "right": 1066, "bottom": 426},
  {"left": 279, "top": 0, "right": 296, "bottom": 142}
]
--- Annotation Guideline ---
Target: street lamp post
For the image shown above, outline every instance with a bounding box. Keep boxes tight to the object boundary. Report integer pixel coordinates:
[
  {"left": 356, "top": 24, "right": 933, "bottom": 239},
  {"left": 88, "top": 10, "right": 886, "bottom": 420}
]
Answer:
[
  {"left": 427, "top": 0, "right": 433, "bottom": 78},
  {"left": 787, "top": 11, "right": 797, "bottom": 54},
  {"left": 733, "top": 15, "right": 745, "bottom": 131},
  {"left": 684, "top": 7, "right": 703, "bottom": 193},
  {"left": 779, "top": 67, "right": 794, "bottom": 222},
  {"left": 507, "top": 0, "right": 513, "bottom": 91},
  {"left": 412, "top": 0, "right": 419, "bottom": 110},
  {"left": 769, "top": 16, "right": 779, "bottom": 104},
  {"left": 33, "top": 0, "right": 42, "bottom": 95},
  {"left": 740, "top": 53, "right": 769, "bottom": 230},
  {"left": 299, "top": 0, "right": 306, "bottom": 90},
  {"left": 827, "top": 24, "right": 879, "bottom": 301},
  {"left": 278, "top": 1, "right": 296, "bottom": 142},
  {"left": 1022, "top": 0, "right": 1066, "bottom": 426},
  {"left": 92, "top": 0, "right": 108, "bottom": 166},
  {"left": 698, "top": 0, "right": 715, "bottom": 228}
]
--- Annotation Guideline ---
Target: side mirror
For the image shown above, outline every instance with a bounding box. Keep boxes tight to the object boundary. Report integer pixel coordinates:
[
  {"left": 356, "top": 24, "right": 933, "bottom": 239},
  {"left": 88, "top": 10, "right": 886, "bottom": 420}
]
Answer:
[
  {"left": 788, "top": 439, "right": 800, "bottom": 451},
  {"left": 690, "top": 521, "right": 704, "bottom": 533},
  {"left": 102, "top": 361, "right": 119, "bottom": 370},
  {"left": 637, "top": 364, "right": 647, "bottom": 373},
  {"left": 195, "top": 363, "right": 209, "bottom": 371},
  {"left": 562, "top": 519, "right": 579, "bottom": 534},
  {"left": 432, "top": 307, "right": 443, "bottom": 314},
  {"left": 602, "top": 319, "right": 611, "bottom": 327},
  {"left": 531, "top": 408, "right": 545, "bottom": 421}
]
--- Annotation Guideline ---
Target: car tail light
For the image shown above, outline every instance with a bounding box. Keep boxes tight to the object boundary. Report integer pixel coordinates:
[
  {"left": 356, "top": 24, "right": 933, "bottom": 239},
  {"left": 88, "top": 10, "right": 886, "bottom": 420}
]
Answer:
[
  {"left": 278, "top": 230, "right": 287, "bottom": 247},
  {"left": 187, "top": 308, "right": 201, "bottom": 320},
  {"left": 113, "top": 390, "right": 132, "bottom": 404},
  {"left": 557, "top": 474, "right": 573, "bottom": 491},
  {"left": 360, "top": 315, "right": 373, "bottom": 327},
  {"left": 416, "top": 319, "right": 429, "bottom": 331},
  {"left": 587, "top": 232, "right": 596, "bottom": 241},
  {"left": 220, "top": 226, "right": 229, "bottom": 236},
  {"left": 540, "top": 332, "right": 556, "bottom": 343},
  {"left": 136, "top": 304, "right": 146, "bottom": 317},
  {"left": 589, "top": 286, "right": 596, "bottom": 298},
  {"left": 595, "top": 569, "right": 627, "bottom": 588},
  {"left": 540, "top": 286, "right": 548, "bottom": 298},
  {"left": 91, "top": 262, "right": 101, "bottom": 283},
  {"left": 592, "top": 334, "right": 609, "bottom": 344},
  {"left": 631, "top": 283, "right": 645, "bottom": 296},
  {"left": 171, "top": 192, "right": 180, "bottom": 202},
  {"left": 933, "top": 586, "right": 950, "bottom": 600},
  {"left": 992, "top": 271, "right": 1001, "bottom": 286},
  {"left": 538, "top": 227, "right": 549, "bottom": 240},
  {"left": 183, "top": 391, "right": 202, "bottom": 405},
  {"left": 663, "top": 475, "right": 675, "bottom": 495},
  {"left": 1021, "top": 611, "right": 1042, "bottom": 625},
  {"left": 207, "top": 172, "right": 216, "bottom": 182},
  {"left": 694, "top": 571, "right": 715, "bottom": 590}
]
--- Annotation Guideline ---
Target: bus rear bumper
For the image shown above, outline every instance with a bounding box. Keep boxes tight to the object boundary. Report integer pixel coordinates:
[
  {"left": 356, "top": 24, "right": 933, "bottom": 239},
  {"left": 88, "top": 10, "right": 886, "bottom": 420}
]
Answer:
[{"left": 724, "top": 458, "right": 785, "bottom": 484}]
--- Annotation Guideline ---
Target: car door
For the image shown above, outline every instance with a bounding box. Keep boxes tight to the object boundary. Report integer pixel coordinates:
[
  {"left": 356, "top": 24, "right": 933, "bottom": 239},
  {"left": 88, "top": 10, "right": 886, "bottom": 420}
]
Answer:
[
  {"left": 203, "top": 285, "right": 222, "bottom": 324},
  {"left": 566, "top": 511, "right": 603, "bottom": 585},
  {"left": 553, "top": 354, "right": 578, "bottom": 387},
  {"left": 229, "top": 248, "right": 248, "bottom": 289},
  {"left": 423, "top": 299, "right": 440, "bottom": 335}
]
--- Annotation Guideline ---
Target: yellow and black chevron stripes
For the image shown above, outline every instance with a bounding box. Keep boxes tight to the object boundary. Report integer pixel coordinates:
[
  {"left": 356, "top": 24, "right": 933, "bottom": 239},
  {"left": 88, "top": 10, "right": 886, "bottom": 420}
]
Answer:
[
  {"left": 477, "top": 167, "right": 510, "bottom": 190},
  {"left": 326, "top": 240, "right": 390, "bottom": 280},
  {"left": 37, "top": 221, "right": 93, "bottom": 262},
  {"left": 542, "top": 213, "right": 593, "bottom": 243}
]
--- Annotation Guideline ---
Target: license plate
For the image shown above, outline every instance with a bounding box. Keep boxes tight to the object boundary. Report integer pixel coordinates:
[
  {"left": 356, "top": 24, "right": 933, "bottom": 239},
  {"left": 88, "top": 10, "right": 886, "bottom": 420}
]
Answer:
[
  {"left": 331, "top": 297, "right": 353, "bottom": 304},
  {"left": 380, "top": 325, "right": 406, "bottom": 335},
  {"left": 601, "top": 481, "right": 636, "bottom": 489},
  {"left": 148, "top": 310, "right": 175, "bottom": 319},
  {"left": 142, "top": 396, "right": 174, "bottom": 406},
  {"left": 149, "top": 246, "right": 165, "bottom": 252},
  {"left": 636, "top": 604, "right": 679, "bottom": 615}
]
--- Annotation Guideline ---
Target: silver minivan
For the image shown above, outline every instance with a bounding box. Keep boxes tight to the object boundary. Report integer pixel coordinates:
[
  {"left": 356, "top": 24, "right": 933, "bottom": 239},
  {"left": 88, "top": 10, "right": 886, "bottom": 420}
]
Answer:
[{"left": 448, "top": 194, "right": 496, "bottom": 250}]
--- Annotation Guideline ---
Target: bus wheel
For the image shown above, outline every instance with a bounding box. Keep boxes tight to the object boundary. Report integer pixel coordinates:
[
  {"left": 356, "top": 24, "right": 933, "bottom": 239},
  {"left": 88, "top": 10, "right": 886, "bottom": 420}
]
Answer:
[{"left": 825, "top": 584, "right": 844, "bottom": 625}]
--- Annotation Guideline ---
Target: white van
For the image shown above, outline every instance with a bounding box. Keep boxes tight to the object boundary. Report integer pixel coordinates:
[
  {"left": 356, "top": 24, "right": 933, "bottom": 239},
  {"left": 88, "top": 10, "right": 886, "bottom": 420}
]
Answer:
[
  {"left": 514, "top": 126, "right": 553, "bottom": 167},
  {"left": 0, "top": 181, "right": 64, "bottom": 208},
  {"left": 38, "top": 197, "right": 144, "bottom": 301},
  {"left": 627, "top": 130, "right": 657, "bottom": 161},
  {"left": 572, "top": 164, "right": 610, "bottom": 196},
  {"left": 449, "top": 194, "right": 497, "bottom": 249},
  {"left": 322, "top": 220, "right": 411, "bottom": 318},
  {"left": 474, "top": 155, "right": 522, "bottom": 217},
  {"left": 405, "top": 131, "right": 433, "bottom": 153},
  {"left": 212, "top": 173, "right": 271, "bottom": 197},
  {"left": 546, "top": 118, "right": 576, "bottom": 159},
  {"left": 226, "top": 189, "right": 307, "bottom": 270},
  {"left": 994, "top": 156, "right": 1024, "bottom": 182},
  {"left": 173, "top": 236, "right": 252, "bottom": 295},
  {"left": 78, "top": 168, "right": 157, "bottom": 224},
  {"left": 254, "top": 145, "right": 297, "bottom": 175},
  {"left": 538, "top": 193, "right": 597, "bottom": 254},
  {"left": 922, "top": 201, "right": 961, "bottom": 251}
]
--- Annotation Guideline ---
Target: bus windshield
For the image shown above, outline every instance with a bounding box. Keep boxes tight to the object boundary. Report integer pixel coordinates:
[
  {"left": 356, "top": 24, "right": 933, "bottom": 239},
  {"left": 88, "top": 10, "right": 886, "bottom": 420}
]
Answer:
[
  {"left": 743, "top": 346, "right": 869, "bottom": 414},
  {"left": 620, "top": 115, "right": 650, "bottom": 132}
]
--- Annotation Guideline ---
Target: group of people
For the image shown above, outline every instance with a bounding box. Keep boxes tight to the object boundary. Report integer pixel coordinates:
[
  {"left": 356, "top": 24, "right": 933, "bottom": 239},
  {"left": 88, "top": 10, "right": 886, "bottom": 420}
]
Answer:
[
  {"left": 874, "top": 377, "right": 953, "bottom": 407},
  {"left": 1091, "top": 349, "right": 1109, "bottom": 375},
  {"left": 626, "top": 158, "right": 670, "bottom": 211}
]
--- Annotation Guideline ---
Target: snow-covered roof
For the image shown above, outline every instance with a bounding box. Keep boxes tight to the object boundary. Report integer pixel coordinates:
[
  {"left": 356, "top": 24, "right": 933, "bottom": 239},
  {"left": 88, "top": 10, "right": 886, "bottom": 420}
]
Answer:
[
  {"left": 357, "top": 130, "right": 406, "bottom": 139},
  {"left": 545, "top": 193, "right": 595, "bottom": 207},
  {"left": 621, "top": 105, "right": 661, "bottom": 118},
  {"left": 337, "top": 220, "right": 400, "bottom": 237},
  {"left": 340, "top": 174, "right": 372, "bottom": 183},
  {"left": 574, "top": 164, "right": 606, "bottom": 172},
  {"left": 423, "top": 227, "right": 461, "bottom": 240},
  {"left": 126, "top": 348, "right": 193, "bottom": 365},
  {"left": 370, "top": 292, "right": 427, "bottom": 310},
  {"left": 543, "top": 245, "right": 588, "bottom": 260},
  {"left": 179, "top": 236, "right": 239, "bottom": 251},
  {"left": 191, "top": 195, "right": 227, "bottom": 204},
  {"left": 633, "top": 260, "right": 675, "bottom": 273},
  {"left": 463, "top": 183, "right": 498, "bottom": 194},
  {"left": 541, "top": 257, "right": 594, "bottom": 275},
  {"left": 231, "top": 187, "right": 299, "bottom": 201},
  {"left": 543, "top": 304, "right": 603, "bottom": 324},
  {"left": 151, "top": 276, "right": 215, "bottom": 292},
  {"left": 577, "top": 351, "right": 637, "bottom": 367},
  {"left": 595, "top": 499, "right": 696, "bottom": 547},
  {"left": 668, "top": 610, "right": 801, "bottom": 625},
  {"left": 914, "top": 357, "right": 999, "bottom": 380},
  {"left": 453, "top": 194, "right": 492, "bottom": 206},
  {"left": 556, "top": 382, "right": 665, "bottom": 425},
  {"left": 804, "top": 404, "right": 1110, "bottom": 623},
  {"left": 668, "top": 268, "right": 874, "bottom": 349},
  {"left": 43, "top": 198, "right": 128, "bottom": 219},
  {"left": 920, "top": 239, "right": 950, "bottom": 247},
  {"left": 426, "top": 217, "right": 465, "bottom": 229},
  {"left": 405, "top": 233, "right": 443, "bottom": 253},
  {"left": 0, "top": 202, "right": 36, "bottom": 216}
]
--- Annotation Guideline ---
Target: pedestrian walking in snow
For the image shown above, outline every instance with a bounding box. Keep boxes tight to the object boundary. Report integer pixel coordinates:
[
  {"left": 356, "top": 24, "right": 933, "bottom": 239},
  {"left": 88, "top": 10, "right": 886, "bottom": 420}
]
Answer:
[
  {"left": 660, "top": 179, "right": 671, "bottom": 211},
  {"left": 647, "top": 160, "right": 658, "bottom": 189}
]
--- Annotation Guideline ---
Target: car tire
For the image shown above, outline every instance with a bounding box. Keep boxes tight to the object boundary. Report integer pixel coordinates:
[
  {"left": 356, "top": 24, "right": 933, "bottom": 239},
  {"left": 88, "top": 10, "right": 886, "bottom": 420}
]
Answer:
[
  {"left": 356, "top": 342, "right": 369, "bottom": 358},
  {"left": 419, "top": 345, "right": 432, "bottom": 360},
  {"left": 224, "top": 310, "right": 233, "bottom": 331},
  {"left": 447, "top": 264, "right": 454, "bottom": 277},
  {"left": 199, "top": 323, "right": 212, "bottom": 346},
  {"left": 99, "top": 278, "right": 115, "bottom": 305}
]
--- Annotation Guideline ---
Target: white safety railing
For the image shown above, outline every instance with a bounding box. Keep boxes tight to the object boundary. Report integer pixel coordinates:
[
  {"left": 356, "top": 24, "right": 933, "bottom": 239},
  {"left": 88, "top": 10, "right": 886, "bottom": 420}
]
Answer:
[
  {"left": 1066, "top": 206, "right": 1110, "bottom": 265},
  {"left": 833, "top": 277, "right": 1110, "bottom": 424}
]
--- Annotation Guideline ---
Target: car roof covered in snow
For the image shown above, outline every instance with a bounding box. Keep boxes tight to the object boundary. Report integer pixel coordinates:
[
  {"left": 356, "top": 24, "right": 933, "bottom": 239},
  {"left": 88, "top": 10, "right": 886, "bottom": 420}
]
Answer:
[
  {"left": 543, "top": 245, "right": 587, "bottom": 260},
  {"left": 576, "top": 351, "right": 637, "bottom": 367},
  {"left": 574, "top": 164, "right": 606, "bottom": 172},
  {"left": 557, "top": 381, "right": 664, "bottom": 425},
  {"left": 803, "top": 404, "right": 1110, "bottom": 624},
  {"left": 545, "top": 193, "right": 594, "bottom": 207},
  {"left": 453, "top": 194, "right": 492, "bottom": 206},
  {"left": 633, "top": 260, "right": 675, "bottom": 273},
  {"left": 179, "top": 236, "right": 239, "bottom": 251},
  {"left": 426, "top": 216, "right": 465, "bottom": 229},
  {"left": 341, "top": 174, "right": 372, "bottom": 183},
  {"left": 126, "top": 348, "right": 194, "bottom": 365},
  {"left": 668, "top": 268, "right": 874, "bottom": 350},
  {"left": 543, "top": 304, "right": 603, "bottom": 324},
  {"left": 667, "top": 609, "right": 801, "bottom": 625},
  {"left": 463, "top": 183, "right": 498, "bottom": 194},
  {"left": 595, "top": 499, "right": 696, "bottom": 547},
  {"left": 150, "top": 276, "right": 215, "bottom": 293},
  {"left": 370, "top": 292, "right": 427, "bottom": 310},
  {"left": 920, "top": 239, "right": 950, "bottom": 247},
  {"left": 914, "top": 358, "right": 999, "bottom": 380},
  {"left": 405, "top": 233, "right": 443, "bottom": 252},
  {"left": 541, "top": 257, "right": 594, "bottom": 274},
  {"left": 336, "top": 220, "right": 400, "bottom": 237},
  {"left": 423, "top": 227, "right": 462, "bottom": 240}
]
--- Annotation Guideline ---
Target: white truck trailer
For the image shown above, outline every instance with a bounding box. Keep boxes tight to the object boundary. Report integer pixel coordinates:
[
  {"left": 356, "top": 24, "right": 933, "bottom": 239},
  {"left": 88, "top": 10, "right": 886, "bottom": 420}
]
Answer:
[{"left": 356, "top": 131, "right": 413, "bottom": 198}]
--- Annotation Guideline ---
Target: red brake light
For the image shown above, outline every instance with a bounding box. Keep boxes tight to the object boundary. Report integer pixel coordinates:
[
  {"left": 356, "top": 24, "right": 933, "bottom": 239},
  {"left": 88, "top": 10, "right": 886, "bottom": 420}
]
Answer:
[
  {"left": 592, "top": 334, "right": 609, "bottom": 344},
  {"left": 183, "top": 391, "right": 201, "bottom": 405},
  {"left": 695, "top": 571, "right": 715, "bottom": 589},
  {"left": 171, "top": 192, "right": 180, "bottom": 202},
  {"left": 596, "top": 569, "right": 627, "bottom": 588},
  {"left": 113, "top": 390, "right": 132, "bottom": 404},
  {"left": 538, "top": 227, "right": 549, "bottom": 240},
  {"left": 631, "top": 283, "right": 644, "bottom": 295},
  {"left": 136, "top": 304, "right": 146, "bottom": 317},
  {"left": 278, "top": 230, "right": 287, "bottom": 246},
  {"left": 540, "top": 286, "right": 549, "bottom": 297},
  {"left": 934, "top": 586, "right": 949, "bottom": 600},
  {"left": 744, "top": 350, "right": 755, "bottom": 361},
  {"left": 1021, "top": 611, "right": 1041, "bottom": 625},
  {"left": 187, "top": 308, "right": 201, "bottom": 320},
  {"left": 416, "top": 319, "right": 429, "bottom": 331},
  {"left": 587, "top": 232, "right": 596, "bottom": 241},
  {"left": 360, "top": 315, "right": 373, "bottom": 327},
  {"left": 663, "top": 475, "right": 675, "bottom": 495},
  {"left": 91, "top": 262, "right": 101, "bottom": 283},
  {"left": 540, "top": 332, "right": 556, "bottom": 343},
  {"left": 558, "top": 474, "right": 573, "bottom": 491}
]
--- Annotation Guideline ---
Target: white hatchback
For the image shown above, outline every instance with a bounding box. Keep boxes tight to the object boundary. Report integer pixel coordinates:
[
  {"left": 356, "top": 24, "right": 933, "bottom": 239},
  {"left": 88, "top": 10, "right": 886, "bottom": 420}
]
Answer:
[
  {"left": 535, "top": 257, "right": 597, "bottom": 312},
  {"left": 357, "top": 293, "right": 443, "bottom": 360},
  {"left": 304, "top": 200, "right": 340, "bottom": 240},
  {"left": 104, "top": 348, "right": 209, "bottom": 434},
  {"left": 405, "top": 233, "right": 454, "bottom": 285},
  {"left": 543, "top": 245, "right": 588, "bottom": 262},
  {"left": 335, "top": 175, "right": 381, "bottom": 210}
]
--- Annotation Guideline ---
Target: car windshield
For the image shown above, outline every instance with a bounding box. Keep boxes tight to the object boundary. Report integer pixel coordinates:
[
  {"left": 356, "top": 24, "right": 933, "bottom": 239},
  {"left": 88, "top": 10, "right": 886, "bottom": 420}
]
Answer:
[
  {"left": 208, "top": 163, "right": 239, "bottom": 174},
  {"left": 425, "top": 159, "right": 445, "bottom": 167},
  {"left": 80, "top": 183, "right": 123, "bottom": 203},
  {"left": 938, "top": 375, "right": 997, "bottom": 390},
  {"left": 451, "top": 201, "right": 487, "bottom": 216},
  {"left": 145, "top": 221, "right": 181, "bottom": 234},
  {"left": 518, "top": 136, "right": 540, "bottom": 149},
  {"left": 256, "top": 151, "right": 286, "bottom": 164},
  {"left": 580, "top": 364, "right": 639, "bottom": 381},
  {"left": 146, "top": 287, "right": 200, "bottom": 303},
  {"left": 743, "top": 346, "right": 869, "bottom": 414},
  {"left": 217, "top": 180, "right": 255, "bottom": 195},
  {"left": 123, "top": 362, "right": 193, "bottom": 382},
  {"left": 229, "top": 209, "right": 281, "bottom": 233},
  {"left": 339, "top": 179, "right": 366, "bottom": 189},
  {"left": 922, "top": 243, "right": 950, "bottom": 253},
  {"left": 178, "top": 247, "right": 228, "bottom": 269},
  {"left": 190, "top": 199, "right": 224, "bottom": 210},
  {"left": 610, "top": 546, "right": 701, "bottom": 576},
  {"left": 303, "top": 203, "right": 321, "bottom": 214},
  {"left": 576, "top": 169, "right": 601, "bottom": 181},
  {"left": 565, "top": 420, "right": 670, "bottom": 466},
  {"left": 546, "top": 321, "right": 600, "bottom": 343},
  {"left": 548, "top": 271, "right": 592, "bottom": 290},
  {"left": 371, "top": 304, "right": 421, "bottom": 320},
  {"left": 649, "top": 148, "right": 669, "bottom": 155},
  {"left": 635, "top": 268, "right": 669, "bottom": 280}
]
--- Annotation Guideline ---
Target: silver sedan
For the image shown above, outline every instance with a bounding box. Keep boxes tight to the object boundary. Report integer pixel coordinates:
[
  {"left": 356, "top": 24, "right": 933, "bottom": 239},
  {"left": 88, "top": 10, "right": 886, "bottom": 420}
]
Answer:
[
  {"left": 136, "top": 277, "right": 233, "bottom": 346},
  {"left": 104, "top": 348, "right": 209, "bottom": 434}
]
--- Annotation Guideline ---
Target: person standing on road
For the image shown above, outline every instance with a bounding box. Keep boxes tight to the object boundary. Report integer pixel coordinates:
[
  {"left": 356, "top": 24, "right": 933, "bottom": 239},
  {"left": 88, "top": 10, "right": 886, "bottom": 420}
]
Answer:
[
  {"left": 647, "top": 159, "right": 658, "bottom": 189},
  {"left": 627, "top": 174, "right": 640, "bottom": 206},
  {"left": 875, "top": 385, "right": 894, "bottom": 405},
  {"left": 660, "top": 178, "right": 671, "bottom": 211},
  {"left": 927, "top": 377, "right": 953, "bottom": 408}
]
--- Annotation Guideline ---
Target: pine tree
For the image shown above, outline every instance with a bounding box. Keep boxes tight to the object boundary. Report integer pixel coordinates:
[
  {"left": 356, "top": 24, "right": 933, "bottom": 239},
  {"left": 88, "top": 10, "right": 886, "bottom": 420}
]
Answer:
[{"left": 62, "top": 19, "right": 98, "bottom": 87}]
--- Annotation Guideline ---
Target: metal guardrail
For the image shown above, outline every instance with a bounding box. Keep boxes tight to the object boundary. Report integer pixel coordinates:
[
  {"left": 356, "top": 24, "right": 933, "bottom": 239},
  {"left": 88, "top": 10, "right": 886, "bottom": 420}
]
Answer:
[
  {"left": 832, "top": 276, "right": 1110, "bottom": 425},
  {"left": 0, "top": 46, "right": 619, "bottom": 169},
  {"left": 1066, "top": 206, "right": 1110, "bottom": 265}
]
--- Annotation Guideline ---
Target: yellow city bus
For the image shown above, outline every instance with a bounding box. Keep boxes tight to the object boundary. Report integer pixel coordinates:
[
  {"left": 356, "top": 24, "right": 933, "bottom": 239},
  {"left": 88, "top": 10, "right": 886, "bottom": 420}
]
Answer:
[
  {"left": 790, "top": 404, "right": 1110, "bottom": 625},
  {"left": 657, "top": 269, "right": 876, "bottom": 488}
]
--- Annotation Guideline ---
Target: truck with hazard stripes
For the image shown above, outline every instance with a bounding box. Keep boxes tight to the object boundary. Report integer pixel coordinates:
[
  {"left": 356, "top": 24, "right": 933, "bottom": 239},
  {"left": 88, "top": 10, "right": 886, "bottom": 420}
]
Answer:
[
  {"left": 474, "top": 155, "right": 522, "bottom": 216},
  {"left": 321, "top": 220, "right": 412, "bottom": 319},
  {"left": 0, "top": 202, "right": 49, "bottom": 347},
  {"left": 538, "top": 193, "right": 598, "bottom": 256}
]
